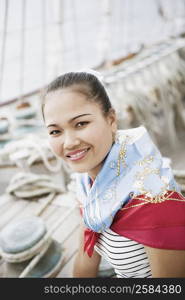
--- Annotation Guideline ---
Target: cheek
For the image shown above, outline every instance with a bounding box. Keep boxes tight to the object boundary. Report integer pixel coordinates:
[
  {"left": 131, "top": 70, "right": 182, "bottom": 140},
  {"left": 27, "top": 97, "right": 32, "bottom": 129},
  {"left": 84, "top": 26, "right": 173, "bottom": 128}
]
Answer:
[
  {"left": 92, "top": 126, "right": 113, "bottom": 154},
  {"left": 49, "top": 138, "right": 62, "bottom": 157},
  {"left": 87, "top": 121, "right": 111, "bottom": 141}
]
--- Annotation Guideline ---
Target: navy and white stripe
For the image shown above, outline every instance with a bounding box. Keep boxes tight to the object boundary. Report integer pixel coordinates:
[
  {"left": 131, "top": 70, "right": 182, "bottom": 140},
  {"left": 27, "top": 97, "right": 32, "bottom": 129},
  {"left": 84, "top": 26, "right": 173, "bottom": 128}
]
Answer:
[{"left": 95, "top": 228, "right": 152, "bottom": 278}]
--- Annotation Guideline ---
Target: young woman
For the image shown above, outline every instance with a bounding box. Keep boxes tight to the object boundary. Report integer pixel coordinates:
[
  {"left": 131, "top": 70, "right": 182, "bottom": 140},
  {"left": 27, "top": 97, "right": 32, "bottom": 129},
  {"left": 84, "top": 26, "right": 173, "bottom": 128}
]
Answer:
[{"left": 41, "top": 70, "right": 185, "bottom": 278}]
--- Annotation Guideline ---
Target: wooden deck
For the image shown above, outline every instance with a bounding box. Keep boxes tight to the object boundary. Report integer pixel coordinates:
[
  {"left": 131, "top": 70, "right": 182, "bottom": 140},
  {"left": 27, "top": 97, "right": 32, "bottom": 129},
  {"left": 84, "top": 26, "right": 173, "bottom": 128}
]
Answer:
[{"left": 0, "top": 191, "right": 81, "bottom": 278}]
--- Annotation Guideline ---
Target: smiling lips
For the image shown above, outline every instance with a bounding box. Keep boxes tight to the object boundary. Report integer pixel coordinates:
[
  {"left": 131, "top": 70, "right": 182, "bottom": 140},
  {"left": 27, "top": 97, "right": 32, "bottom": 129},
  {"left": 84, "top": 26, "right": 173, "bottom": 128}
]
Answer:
[{"left": 66, "top": 148, "right": 90, "bottom": 161}]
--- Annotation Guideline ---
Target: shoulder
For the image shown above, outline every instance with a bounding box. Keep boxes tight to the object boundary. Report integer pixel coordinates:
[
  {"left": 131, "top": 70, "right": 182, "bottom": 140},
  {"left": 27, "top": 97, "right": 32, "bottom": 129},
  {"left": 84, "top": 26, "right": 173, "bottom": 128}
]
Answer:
[
  {"left": 116, "top": 126, "right": 148, "bottom": 144},
  {"left": 112, "top": 191, "right": 185, "bottom": 250},
  {"left": 117, "top": 126, "right": 181, "bottom": 196},
  {"left": 117, "top": 125, "right": 161, "bottom": 163}
]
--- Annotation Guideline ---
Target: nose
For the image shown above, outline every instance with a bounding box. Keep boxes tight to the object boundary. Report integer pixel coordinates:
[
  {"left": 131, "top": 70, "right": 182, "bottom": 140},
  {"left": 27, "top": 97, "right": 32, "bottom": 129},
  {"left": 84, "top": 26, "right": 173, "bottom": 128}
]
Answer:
[{"left": 63, "top": 131, "right": 80, "bottom": 149}]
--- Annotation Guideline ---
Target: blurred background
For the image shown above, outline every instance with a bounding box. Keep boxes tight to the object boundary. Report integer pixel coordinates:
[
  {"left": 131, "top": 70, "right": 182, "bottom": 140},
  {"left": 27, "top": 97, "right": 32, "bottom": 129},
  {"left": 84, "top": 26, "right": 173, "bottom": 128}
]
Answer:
[
  {"left": 0, "top": 0, "right": 185, "bottom": 278},
  {"left": 1, "top": 0, "right": 185, "bottom": 101}
]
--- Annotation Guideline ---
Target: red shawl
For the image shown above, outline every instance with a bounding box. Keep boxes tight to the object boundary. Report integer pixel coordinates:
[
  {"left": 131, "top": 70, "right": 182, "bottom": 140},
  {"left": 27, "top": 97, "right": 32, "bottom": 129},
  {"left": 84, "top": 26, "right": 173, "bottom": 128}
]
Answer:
[{"left": 84, "top": 191, "right": 185, "bottom": 257}]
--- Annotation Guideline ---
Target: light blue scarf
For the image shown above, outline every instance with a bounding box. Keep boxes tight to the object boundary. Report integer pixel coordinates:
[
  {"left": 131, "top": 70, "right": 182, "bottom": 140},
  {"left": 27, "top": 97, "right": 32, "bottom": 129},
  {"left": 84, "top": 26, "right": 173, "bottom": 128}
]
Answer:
[{"left": 76, "top": 126, "right": 180, "bottom": 233}]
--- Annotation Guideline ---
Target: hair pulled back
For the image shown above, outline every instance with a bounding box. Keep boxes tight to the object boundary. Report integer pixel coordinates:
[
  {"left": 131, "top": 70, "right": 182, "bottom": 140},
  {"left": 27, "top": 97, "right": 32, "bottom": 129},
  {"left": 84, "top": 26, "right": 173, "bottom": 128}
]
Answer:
[{"left": 41, "top": 71, "right": 112, "bottom": 119}]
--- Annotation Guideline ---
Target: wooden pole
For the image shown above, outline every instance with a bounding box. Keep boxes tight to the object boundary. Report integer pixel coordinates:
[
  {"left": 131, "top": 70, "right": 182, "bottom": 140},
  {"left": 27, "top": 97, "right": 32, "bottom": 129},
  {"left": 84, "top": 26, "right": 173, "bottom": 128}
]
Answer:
[{"left": 0, "top": 0, "right": 9, "bottom": 100}]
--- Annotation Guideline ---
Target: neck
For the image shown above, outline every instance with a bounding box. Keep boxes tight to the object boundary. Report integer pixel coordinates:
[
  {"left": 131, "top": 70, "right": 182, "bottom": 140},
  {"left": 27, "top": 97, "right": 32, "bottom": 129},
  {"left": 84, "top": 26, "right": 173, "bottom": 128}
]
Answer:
[{"left": 88, "top": 142, "right": 115, "bottom": 181}]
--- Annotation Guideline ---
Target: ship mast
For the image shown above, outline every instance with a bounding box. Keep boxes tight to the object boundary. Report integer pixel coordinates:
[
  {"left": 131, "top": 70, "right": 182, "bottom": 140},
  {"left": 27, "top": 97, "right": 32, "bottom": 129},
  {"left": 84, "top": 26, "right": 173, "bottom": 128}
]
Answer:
[
  {"left": 18, "top": 0, "right": 26, "bottom": 104},
  {"left": 0, "top": 0, "right": 9, "bottom": 100}
]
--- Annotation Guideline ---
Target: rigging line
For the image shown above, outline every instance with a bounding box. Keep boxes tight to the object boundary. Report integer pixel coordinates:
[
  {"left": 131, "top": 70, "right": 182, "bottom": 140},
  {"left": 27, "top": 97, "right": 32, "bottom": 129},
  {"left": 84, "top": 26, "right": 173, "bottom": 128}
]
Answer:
[
  {"left": 156, "top": 0, "right": 166, "bottom": 20},
  {"left": 101, "top": 0, "right": 111, "bottom": 61},
  {"left": 156, "top": 0, "right": 166, "bottom": 41},
  {"left": 94, "top": 0, "right": 112, "bottom": 69},
  {"left": 0, "top": 0, "right": 9, "bottom": 100},
  {"left": 19, "top": 0, "right": 26, "bottom": 103},
  {"left": 41, "top": 0, "right": 47, "bottom": 87},
  {"left": 58, "top": 0, "right": 64, "bottom": 75},
  {"left": 99, "top": 0, "right": 112, "bottom": 67},
  {"left": 125, "top": 0, "right": 135, "bottom": 55},
  {"left": 125, "top": 0, "right": 130, "bottom": 53},
  {"left": 105, "top": 0, "right": 112, "bottom": 62},
  {"left": 71, "top": 0, "right": 81, "bottom": 66}
]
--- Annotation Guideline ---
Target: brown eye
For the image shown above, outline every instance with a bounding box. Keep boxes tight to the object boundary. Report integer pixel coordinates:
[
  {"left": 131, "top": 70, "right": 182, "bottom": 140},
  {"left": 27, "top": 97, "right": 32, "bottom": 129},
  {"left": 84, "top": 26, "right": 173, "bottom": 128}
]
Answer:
[
  {"left": 49, "top": 130, "right": 60, "bottom": 135},
  {"left": 76, "top": 121, "right": 89, "bottom": 128}
]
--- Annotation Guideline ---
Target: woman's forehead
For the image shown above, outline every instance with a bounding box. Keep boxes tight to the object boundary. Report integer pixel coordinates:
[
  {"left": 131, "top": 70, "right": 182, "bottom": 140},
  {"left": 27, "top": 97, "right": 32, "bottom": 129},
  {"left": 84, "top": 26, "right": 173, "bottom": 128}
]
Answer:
[
  {"left": 45, "top": 90, "right": 100, "bottom": 113},
  {"left": 44, "top": 94, "right": 102, "bottom": 126}
]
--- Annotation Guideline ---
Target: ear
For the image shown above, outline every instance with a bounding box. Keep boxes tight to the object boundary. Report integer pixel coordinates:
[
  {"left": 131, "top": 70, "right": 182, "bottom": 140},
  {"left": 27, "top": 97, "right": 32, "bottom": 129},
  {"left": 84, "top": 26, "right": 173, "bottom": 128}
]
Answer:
[{"left": 107, "top": 108, "right": 117, "bottom": 132}]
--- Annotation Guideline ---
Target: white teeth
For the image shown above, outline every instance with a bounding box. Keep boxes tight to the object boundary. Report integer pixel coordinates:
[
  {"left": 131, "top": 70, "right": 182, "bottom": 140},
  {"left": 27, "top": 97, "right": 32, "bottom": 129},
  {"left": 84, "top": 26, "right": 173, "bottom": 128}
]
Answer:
[{"left": 69, "top": 149, "right": 88, "bottom": 158}]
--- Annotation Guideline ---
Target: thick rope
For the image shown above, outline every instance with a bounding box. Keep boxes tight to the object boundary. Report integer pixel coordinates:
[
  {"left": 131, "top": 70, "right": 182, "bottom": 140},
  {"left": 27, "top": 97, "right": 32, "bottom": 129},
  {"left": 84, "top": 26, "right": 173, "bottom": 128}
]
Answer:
[
  {"left": 0, "top": 134, "right": 65, "bottom": 173},
  {"left": 6, "top": 172, "right": 64, "bottom": 199}
]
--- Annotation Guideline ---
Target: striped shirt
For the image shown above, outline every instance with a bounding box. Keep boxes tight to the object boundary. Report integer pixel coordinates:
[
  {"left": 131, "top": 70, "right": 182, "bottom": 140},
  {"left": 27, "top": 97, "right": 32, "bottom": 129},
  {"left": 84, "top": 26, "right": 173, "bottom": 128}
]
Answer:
[{"left": 95, "top": 228, "right": 152, "bottom": 278}]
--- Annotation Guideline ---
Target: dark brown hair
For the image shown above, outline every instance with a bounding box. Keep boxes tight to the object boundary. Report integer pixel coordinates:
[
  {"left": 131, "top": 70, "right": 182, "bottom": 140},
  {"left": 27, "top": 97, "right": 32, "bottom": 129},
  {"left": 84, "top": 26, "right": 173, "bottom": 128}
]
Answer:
[{"left": 41, "top": 71, "right": 112, "bottom": 120}]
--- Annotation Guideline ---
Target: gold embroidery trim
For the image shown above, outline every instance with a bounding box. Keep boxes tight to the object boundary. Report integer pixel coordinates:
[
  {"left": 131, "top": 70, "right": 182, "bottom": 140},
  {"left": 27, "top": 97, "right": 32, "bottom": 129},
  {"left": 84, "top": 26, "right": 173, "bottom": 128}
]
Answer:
[
  {"left": 121, "top": 191, "right": 185, "bottom": 210},
  {"left": 137, "top": 155, "right": 154, "bottom": 167},
  {"left": 116, "top": 137, "right": 128, "bottom": 176},
  {"left": 134, "top": 166, "right": 169, "bottom": 196}
]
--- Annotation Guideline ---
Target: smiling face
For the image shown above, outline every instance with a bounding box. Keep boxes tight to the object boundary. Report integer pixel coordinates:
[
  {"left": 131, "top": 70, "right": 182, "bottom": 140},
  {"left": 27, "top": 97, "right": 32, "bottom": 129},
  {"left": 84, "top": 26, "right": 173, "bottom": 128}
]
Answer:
[{"left": 43, "top": 88, "right": 117, "bottom": 180}]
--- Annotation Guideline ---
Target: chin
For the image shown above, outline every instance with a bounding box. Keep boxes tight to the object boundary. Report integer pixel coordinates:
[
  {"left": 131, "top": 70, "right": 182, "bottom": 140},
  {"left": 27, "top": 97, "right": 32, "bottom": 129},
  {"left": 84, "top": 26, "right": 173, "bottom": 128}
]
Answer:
[
  {"left": 70, "top": 163, "right": 96, "bottom": 174},
  {"left": 69, "top": 165, "right": 89, "bottom": 173}
]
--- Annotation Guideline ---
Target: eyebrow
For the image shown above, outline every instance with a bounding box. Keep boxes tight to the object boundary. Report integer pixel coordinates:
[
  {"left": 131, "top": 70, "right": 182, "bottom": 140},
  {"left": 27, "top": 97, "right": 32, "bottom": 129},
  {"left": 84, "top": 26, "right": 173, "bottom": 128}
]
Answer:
[{"left": 47, "top": 113, "right": 92, "bottom": 128}]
